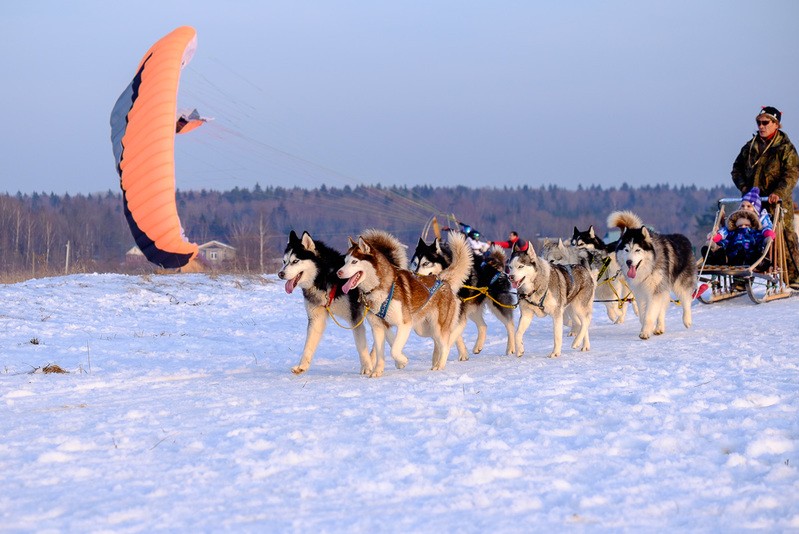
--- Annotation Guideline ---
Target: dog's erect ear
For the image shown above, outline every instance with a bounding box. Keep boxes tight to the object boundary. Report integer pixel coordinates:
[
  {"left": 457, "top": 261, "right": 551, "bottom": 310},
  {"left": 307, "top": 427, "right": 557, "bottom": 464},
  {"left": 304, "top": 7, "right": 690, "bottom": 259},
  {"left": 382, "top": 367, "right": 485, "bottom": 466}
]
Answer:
[
  {"left": 357, "top": 236, "right": 371, "bottom": 254},
  {"left": 641, "top": 227, "right": 652, "bottom": 241},
  {"left": 557, "top": 238, "right": 566, "bottom": 250},
  {"left": 347, "top": 236, "right": 357, "bottom": 249},
  {"left": 300, "top": 231, "right": 316, "bottom": 253},
  {"left": 288, "top": 230, "right": 300, "bottom": 244},
  {"left": 417, "top": 237, "right": 426, "bottom": 249},
  {"left": 572, "top": 226, "right": 579, "bottom": 238},
  {"left": 588, "top": 225, "right": 595, "bottom": 238},
  {"left": 434, "top": 238, "right": 444, "bottom": 255},
  {"left": 526, "top": 245, "right": 537, "bottom": 260}
]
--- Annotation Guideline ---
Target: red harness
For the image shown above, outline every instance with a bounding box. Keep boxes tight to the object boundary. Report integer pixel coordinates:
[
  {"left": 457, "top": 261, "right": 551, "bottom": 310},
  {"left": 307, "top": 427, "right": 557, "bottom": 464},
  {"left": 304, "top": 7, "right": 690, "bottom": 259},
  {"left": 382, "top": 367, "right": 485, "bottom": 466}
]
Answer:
[{"left": 326, "top": 286, "right": 337, "bottom": 307}]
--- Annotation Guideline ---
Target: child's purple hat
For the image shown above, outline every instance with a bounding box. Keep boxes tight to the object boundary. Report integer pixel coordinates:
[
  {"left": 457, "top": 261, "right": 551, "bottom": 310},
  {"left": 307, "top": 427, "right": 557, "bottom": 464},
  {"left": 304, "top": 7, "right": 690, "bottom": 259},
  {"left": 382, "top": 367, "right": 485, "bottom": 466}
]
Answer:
[{"left": 742, "top": 187, "right": 762, "bottom": 212}]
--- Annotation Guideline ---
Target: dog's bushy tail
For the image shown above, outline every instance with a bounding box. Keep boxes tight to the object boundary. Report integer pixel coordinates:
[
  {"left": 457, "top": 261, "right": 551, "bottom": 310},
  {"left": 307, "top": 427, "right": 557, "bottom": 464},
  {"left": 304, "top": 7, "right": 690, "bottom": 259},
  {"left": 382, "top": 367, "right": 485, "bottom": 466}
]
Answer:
[
  {"left": 360, "top": 228, "right": 408, "bottom": 270},
  {"left": 440, "top": 233, "right": 472, "bottom": 293},
  {"left": 484, "top": 245, "right": 506, "bottom": 272},
  {"left": 607, "top": 210, "right": 644, "bottom": 231}
]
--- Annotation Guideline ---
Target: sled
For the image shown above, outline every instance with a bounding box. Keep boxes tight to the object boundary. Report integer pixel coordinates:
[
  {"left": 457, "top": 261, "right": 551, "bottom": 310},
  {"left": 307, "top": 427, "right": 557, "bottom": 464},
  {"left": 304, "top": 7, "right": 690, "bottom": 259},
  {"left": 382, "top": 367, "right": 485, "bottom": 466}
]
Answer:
[{"left": 697, "top": 197, "right": 792, "bottom": 304}]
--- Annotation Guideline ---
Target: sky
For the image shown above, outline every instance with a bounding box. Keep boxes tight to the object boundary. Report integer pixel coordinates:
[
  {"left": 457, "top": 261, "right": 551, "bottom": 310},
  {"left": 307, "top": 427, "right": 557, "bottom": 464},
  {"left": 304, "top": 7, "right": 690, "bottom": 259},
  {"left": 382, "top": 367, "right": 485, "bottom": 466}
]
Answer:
[
  {"left": 2, "top": 1, "right": 799, "bottom": 195},
  {"left": 1, "top": 272, "right": 797, "bottom": 530}
]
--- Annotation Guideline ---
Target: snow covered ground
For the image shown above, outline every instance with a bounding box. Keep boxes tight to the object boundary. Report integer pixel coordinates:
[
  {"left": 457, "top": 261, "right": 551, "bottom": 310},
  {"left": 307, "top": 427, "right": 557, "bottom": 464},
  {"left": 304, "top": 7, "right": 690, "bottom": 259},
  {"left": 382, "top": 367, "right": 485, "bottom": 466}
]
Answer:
[{"left": 1, "top": 273, "right": 797, "bottom": 532}]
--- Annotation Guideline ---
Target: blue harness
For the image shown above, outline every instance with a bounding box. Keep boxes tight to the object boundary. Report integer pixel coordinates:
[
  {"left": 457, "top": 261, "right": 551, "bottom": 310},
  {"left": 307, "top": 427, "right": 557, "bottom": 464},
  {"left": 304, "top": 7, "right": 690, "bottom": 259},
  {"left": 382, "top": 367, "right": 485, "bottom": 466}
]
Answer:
[
  {"left": 375, "top": 283, "right": 395, "bottom": 319},
  {"left": 375, "top": 278, "right": 443, "bottom": 319}
]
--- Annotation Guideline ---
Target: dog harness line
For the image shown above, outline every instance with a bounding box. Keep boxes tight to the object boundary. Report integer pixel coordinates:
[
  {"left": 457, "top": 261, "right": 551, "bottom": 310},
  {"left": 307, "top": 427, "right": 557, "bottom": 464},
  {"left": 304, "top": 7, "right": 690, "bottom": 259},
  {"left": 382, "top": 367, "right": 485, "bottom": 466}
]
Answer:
[
  {"left": 519, "top": 287, "right": 548, "bottom": 311},
  {"left": 596, "top": 257, "right": 611, "bottom": 282},
  {"left": 324, "top": 285, "right": 369, "bottom": 330}
]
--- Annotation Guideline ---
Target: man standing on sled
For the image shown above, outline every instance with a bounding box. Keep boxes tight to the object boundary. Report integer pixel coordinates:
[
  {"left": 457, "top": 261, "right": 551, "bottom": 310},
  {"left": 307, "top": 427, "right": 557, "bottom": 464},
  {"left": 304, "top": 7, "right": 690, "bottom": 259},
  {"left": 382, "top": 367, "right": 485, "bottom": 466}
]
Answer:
[{"left": 731, "top": 105, "right": 799, "bottom": 289}]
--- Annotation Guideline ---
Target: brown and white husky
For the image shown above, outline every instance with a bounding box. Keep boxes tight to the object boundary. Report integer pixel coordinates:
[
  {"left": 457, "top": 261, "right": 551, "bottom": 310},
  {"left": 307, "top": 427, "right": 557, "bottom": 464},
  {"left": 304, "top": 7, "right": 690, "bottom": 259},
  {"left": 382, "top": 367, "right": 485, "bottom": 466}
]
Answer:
[{"left": 338, "top": 231, "right": 471, "bottom": 377}]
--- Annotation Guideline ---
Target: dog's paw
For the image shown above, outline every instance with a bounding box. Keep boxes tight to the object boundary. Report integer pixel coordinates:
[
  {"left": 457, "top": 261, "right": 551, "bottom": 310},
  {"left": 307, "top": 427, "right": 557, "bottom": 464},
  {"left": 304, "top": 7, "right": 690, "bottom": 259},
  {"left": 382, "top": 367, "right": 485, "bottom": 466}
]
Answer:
[
  {"left": 639, "top": 331, "right": 651, "bottom": 340},
  {"left": 458, "top": 354, "right": 470, "bottom": 362},
  {"left": 394, "top": 355, "right": 408, "bottom": 369},
  {"left": 654, "top": 328, "right": 665, "bottom": 336},
  {"left": 291, "top": 366, "right": 307, "bottom": 375},
  {"left": 360, "top": 365, "right": 372, "bottom": 375},
  {"left": 571, "top": 340, "right": 586, "bottom": 350},
  {"left": 369, "top": 369, "right": 384, "bottom": 378},
  {"left": 548, "top": 351, "right": 560, "bottom": 358}
]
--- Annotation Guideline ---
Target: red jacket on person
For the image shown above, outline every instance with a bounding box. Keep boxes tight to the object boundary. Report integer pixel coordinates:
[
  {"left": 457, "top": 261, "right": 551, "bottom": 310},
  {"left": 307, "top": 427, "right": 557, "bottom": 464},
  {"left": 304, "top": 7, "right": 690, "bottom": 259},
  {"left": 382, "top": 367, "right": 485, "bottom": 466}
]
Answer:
[{"left": 491, "top": 235, "right": 529, "bottom": 252}]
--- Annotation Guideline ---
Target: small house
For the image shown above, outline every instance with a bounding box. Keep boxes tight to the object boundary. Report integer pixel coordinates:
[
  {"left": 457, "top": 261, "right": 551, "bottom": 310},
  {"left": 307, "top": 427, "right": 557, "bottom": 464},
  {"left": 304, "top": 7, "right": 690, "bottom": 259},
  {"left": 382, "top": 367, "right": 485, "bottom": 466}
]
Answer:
[
  {"left": 199, "top": 240, "right": 236, "bottom": 264},
  {"left": 125, "top": 245, "right": 147, "bottom": 264}
]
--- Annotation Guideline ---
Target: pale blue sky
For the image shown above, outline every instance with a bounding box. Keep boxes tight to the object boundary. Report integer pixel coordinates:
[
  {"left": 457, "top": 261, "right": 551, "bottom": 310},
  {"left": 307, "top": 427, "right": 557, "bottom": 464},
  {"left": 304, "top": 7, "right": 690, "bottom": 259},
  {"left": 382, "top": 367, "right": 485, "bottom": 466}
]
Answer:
[{"left": 2, "top": 1, "right": 798, "bottom": 194}]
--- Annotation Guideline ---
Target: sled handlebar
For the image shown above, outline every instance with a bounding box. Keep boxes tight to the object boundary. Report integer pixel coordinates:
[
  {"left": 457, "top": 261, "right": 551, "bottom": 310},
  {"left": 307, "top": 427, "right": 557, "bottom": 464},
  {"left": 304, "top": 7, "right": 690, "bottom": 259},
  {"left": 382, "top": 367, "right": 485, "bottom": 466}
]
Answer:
[{"left": 717, "top": 197, "right": 780, "bottom": 208}]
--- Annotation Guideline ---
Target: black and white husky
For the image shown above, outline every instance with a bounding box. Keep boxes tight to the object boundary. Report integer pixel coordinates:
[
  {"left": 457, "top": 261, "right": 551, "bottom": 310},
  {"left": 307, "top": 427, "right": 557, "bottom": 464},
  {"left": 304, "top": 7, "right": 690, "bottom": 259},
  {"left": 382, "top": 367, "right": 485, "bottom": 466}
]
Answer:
[
  {"left": 278, "top": 230, "right": 374, "bottom": 375},
  {"left": 607, "top": 211, "right": 696, "bottom": 340},
  {"left": 410, "top": 237, "right": 516, "bottom": 358},
  {"left": 507, "top": 245, "right": 595, "bottom": 358}
]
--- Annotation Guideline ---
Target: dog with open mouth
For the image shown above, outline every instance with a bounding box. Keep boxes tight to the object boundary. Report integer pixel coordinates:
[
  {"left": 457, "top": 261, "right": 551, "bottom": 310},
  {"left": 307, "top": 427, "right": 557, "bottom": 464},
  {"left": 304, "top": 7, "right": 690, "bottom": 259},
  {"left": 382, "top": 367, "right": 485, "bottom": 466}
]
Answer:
[
  {"left": 338, "top": 231, "right": 471, "bottom": 377},
  {"left": 608, "top": 211, "right": 696, "bottom": 340},
  {"left": 278, "top": 230, "right": 376, "bottom": 375},
  {"left": 507, "top": 244, "right": 595, "bottom": 358}
]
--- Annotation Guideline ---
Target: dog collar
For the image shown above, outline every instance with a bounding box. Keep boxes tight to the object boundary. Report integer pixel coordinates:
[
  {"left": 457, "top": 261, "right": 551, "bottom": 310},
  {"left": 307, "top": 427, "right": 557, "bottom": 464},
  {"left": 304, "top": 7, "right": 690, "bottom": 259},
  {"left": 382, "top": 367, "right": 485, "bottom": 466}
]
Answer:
[{"left": 489, "top": 271, "right": 503, "bottom": 286}]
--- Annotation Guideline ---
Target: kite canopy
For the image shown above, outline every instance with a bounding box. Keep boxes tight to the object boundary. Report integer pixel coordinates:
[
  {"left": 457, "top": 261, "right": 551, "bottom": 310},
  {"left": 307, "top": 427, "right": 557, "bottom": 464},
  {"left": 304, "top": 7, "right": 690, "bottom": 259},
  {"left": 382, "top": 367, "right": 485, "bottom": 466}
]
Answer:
[{"left": 110, "top": 26, "right": 200, "bottom": 269}]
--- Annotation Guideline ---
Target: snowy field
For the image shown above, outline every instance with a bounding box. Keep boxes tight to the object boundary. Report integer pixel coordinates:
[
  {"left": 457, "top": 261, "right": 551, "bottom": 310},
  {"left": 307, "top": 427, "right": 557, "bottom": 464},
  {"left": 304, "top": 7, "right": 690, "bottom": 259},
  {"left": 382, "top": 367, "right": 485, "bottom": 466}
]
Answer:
[{"left": 1, "top": 273, "right": 797, "bottom": 532}]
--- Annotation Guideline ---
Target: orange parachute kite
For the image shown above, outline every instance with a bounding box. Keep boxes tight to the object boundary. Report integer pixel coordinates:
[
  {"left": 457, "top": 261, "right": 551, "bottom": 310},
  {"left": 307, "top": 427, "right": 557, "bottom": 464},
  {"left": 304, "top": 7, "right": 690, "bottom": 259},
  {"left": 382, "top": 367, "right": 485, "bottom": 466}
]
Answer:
[{"left": 110, "top": 26, "right": 205, "bottom": 269}]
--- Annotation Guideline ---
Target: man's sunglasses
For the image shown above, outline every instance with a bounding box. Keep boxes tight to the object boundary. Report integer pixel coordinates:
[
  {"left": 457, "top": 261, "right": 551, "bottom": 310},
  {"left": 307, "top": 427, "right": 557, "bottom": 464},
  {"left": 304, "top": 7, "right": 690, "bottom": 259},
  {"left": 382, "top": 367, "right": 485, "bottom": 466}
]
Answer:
[{"left": 757, "top": 120, "right": 773, "bottom": 126}]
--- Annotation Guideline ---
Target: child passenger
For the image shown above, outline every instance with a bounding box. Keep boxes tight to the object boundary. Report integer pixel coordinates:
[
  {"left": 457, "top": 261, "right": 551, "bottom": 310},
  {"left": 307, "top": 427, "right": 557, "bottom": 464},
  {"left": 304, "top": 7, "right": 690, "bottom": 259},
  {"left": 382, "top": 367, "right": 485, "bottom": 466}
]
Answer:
[{"left": 708, "top": 187, "right": 775, "bottom": 266}]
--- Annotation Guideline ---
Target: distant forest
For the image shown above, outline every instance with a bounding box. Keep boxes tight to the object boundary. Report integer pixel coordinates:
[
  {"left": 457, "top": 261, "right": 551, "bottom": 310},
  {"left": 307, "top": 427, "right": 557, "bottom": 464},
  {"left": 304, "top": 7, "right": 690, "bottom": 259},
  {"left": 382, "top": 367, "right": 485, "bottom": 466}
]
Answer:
[{"left": 0, "top": 183, "right": 745, "bottom": 279}]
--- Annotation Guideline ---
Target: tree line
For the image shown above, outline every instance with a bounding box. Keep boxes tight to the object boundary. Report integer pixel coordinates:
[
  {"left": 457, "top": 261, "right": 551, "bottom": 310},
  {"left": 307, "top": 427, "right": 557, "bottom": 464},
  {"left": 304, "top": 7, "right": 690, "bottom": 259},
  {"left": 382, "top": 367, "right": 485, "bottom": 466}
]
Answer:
[{"left": 0, "top": 183, "right": 742, "bottom": 280}]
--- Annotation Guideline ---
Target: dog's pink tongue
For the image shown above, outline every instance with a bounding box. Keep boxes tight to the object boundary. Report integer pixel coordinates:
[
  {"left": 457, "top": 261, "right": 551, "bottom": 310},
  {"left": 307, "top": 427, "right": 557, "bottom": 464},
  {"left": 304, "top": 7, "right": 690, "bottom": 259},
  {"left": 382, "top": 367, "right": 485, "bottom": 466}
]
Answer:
[
  {"left": 284, "top": 279, "right": 295, "bottom": 294},
  {"left": 627, "top": 264, "right": 637, "bottom": 279},
  {"left": 511, "top": 279, "right": 520, "bottom": 289},
  {"left": 285, "top": 275, "right": 300, "bottom": 294},
  {"left": 341, "top": 275, "right": 357, "bottom": 294}
]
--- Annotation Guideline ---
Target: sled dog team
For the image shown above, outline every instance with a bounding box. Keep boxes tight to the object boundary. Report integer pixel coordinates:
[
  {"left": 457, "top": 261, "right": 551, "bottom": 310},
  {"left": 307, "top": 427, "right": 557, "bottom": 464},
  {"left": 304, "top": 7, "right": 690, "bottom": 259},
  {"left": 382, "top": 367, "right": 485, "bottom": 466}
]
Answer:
[{"left": 278, "top": 210, "right": 697, "bottom": 377}]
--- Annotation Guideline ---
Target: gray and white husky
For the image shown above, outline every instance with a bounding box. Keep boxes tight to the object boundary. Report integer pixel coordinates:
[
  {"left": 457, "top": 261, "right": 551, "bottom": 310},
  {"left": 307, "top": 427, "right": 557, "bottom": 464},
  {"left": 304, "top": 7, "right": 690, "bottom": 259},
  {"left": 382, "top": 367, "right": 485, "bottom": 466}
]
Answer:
[
  {"left": 507, "top": 245, "right": 595, "bottom": 358},
  {"left": 607, "top": 211, "right": 696, "bottom": 340}
]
